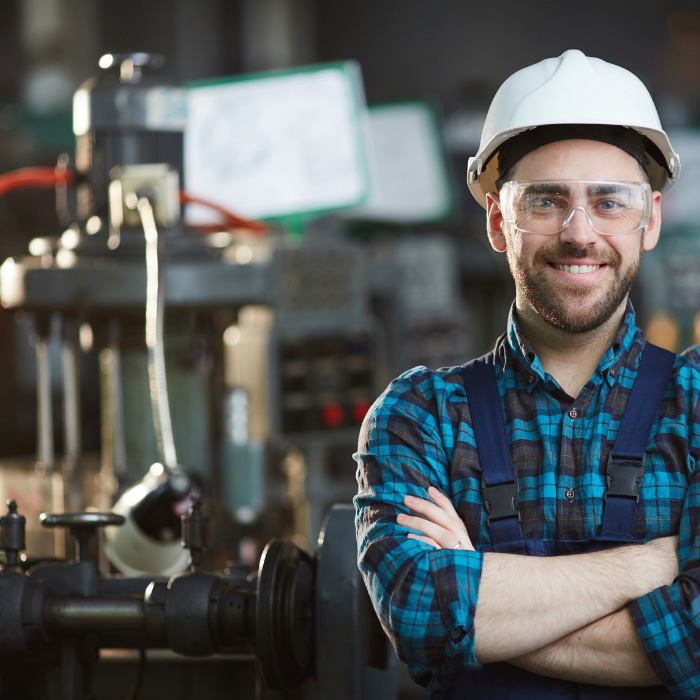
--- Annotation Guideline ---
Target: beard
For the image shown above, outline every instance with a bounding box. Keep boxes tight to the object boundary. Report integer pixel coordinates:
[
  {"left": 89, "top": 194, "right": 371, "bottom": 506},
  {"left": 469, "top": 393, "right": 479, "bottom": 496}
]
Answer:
[{"left": 507, "top": 237, "right": 643, "bottom": 334}]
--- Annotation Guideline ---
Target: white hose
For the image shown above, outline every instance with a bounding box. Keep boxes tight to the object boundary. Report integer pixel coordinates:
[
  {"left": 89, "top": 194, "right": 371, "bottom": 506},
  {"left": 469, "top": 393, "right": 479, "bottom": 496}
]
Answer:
[{"left": 137, "top": 196, "right": 178, "bottom": 471}]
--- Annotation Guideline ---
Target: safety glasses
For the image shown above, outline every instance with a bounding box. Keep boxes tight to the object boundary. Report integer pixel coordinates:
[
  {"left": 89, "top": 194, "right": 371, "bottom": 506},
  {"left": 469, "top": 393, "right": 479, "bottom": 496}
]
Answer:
[{"left": 499, "top": 180, "right": 653, "bottom": 236}]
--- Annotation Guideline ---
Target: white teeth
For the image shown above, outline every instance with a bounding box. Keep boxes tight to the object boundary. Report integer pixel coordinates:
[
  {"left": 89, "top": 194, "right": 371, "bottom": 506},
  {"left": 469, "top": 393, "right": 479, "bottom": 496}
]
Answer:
[{"left": 554, "top": 264, "right": 601, "bottom": 274}]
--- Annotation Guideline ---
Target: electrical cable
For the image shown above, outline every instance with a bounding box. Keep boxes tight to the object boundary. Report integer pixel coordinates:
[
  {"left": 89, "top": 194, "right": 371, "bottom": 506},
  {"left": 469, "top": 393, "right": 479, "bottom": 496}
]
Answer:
[
  {"left": 0, "top": 166, "right": 73, "bottom": 197},
  {"left": 136, "top": 196, "right": 178, "bottom": 472},
  {"left": 179, "top": 191, "right": 266, "bottom": 234},
  {"left": 0, "top": 169, "right": 266, "bottom": 240}
]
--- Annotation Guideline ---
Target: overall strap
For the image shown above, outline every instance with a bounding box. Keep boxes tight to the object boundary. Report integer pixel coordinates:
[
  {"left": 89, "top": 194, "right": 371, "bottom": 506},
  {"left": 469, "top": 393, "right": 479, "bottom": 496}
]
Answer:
[
  {"left": 462, "top": 355, "right": 524, "bottom": 543},
  {"left": 600, "top": 342, "right": 676, "bottom": 539}
]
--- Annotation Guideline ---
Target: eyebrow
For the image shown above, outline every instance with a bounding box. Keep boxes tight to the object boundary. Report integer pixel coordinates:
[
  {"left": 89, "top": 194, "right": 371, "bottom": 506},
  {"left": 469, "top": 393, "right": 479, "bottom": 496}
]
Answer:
[
  {"left": 587, "top": 183, "right": 631, "bottom": 197},
  {"left": 518, "top": 182, "right": 633, "bottom": 198},
  {"left": 521, "top": 183, "right": 570, "bottom": 197}
]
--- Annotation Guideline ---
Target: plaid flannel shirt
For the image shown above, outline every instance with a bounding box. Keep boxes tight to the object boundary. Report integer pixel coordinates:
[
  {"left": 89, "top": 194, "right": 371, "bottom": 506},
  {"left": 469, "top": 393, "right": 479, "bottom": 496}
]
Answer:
[{"left": 354, "top": 301, "right": 700, "bottom": 698}]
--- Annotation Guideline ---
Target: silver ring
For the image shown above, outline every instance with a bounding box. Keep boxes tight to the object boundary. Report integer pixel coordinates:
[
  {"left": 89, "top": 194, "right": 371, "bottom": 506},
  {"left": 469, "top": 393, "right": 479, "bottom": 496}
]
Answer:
[{"left": 452, "top": 541, "right": 462, "bottom": 550}]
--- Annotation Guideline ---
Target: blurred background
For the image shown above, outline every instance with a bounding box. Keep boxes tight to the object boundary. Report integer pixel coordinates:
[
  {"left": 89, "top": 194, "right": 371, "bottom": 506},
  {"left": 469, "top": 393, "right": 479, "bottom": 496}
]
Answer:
[
  {"left": 3, "top": 0, "right": 700, "bottom": 547},
  {"left": 1, "top": 0, "right": 700, "bottom": 555},
  {"left": 0, "top": 1, "right": 700, "bottom": 697}
]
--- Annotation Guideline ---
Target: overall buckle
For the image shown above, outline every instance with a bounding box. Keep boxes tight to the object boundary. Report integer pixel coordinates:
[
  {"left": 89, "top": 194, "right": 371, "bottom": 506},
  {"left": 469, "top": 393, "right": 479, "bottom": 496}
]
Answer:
[
  {"left": 483, "top": 481, "right": 520, "bottom": 522},
  {"left": 605, "top": 453, "right": 645, "bottom": 503}
]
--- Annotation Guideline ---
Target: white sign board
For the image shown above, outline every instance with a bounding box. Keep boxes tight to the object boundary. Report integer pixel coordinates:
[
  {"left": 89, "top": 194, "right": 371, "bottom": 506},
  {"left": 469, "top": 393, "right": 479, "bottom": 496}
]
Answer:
[
  {"left": 185, "top": 62, "right": 370, "bottom": 222},
  {"left": 347, "top": 101, "right": 454, "bottom": 222}
]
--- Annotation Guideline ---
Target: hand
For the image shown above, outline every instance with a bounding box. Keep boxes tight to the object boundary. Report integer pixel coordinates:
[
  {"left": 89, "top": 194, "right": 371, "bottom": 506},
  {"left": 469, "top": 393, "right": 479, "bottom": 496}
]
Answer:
[{"left": 397, "top": 486, "right": 475, "bottom": 551}]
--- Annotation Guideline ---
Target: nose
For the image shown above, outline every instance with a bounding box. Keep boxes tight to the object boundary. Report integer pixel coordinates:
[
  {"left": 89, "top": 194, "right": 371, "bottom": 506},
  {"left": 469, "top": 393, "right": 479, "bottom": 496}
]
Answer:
[{"left": 558, "top": 205, "right": 599, "bottom": 247}]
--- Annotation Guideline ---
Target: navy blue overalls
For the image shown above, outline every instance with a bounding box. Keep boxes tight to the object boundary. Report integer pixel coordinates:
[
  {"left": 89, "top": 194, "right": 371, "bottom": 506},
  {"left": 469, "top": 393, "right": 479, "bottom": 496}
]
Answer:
[{"left": 443, "top": 342, "right": 676, "bottom": 700}]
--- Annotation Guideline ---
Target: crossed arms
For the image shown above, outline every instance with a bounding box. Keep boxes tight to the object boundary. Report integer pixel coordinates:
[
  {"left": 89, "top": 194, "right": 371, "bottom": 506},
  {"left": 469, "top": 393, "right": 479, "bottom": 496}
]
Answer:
[{"left": 398, "top": 487, "right": 679, "bottom": 687}]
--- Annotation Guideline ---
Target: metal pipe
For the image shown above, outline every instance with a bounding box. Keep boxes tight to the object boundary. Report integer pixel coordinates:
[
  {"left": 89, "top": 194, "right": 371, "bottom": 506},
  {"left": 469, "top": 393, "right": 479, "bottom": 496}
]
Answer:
[
  {"left": 108, "top": 338, "right": 128, "bottom": 477},
  {"left": 41, "top": 589, "right": 255, "bottom": 654},
  {"left": 61, "top": 321, "right": 81, "bottom": 476},
  {"left": 97, "top": 329, "right": 126, "bottom": 515},
  {"left": 100, "top": 318, "right": 127, "bottom": 479},
  {"left": 35, "top": 326, "right": 54, "bottom": 472},
  {"left": 138, "top": 196, "right": 178, "bottom": 471},
  {"left": 43, "top": 597, "right": 145, "bottom": 632}
]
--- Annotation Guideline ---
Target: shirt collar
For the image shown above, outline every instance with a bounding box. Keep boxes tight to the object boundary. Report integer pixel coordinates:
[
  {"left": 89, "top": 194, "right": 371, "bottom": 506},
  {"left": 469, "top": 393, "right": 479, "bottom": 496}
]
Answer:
[{"left": 501, "top": 300, "right": 640, "bottom": 391}]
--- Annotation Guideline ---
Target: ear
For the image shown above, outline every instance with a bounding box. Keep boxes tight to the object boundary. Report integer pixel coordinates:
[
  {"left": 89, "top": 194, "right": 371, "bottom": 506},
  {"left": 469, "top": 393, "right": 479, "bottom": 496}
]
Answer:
[
  {"left": 486, "top": 192, "right": 507, "bottom": 252},
  {"left": 642, "top": 191, "right": 662, "bottom": 252}
]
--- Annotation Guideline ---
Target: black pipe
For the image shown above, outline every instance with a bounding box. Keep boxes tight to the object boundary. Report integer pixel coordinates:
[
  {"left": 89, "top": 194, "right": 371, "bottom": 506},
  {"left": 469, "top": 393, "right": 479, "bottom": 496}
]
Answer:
[{"left": 43, "top": 597, "right": 145, "bottom": 632}]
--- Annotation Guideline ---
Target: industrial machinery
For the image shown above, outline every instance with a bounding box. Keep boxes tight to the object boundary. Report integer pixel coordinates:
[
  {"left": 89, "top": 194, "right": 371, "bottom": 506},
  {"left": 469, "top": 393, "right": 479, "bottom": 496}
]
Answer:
[
  {"left": 0, "top": 52, "right": 395, "bottom": 699},
  {"left": 0, "top": 52, "right": 375, "bottom": 553},
  {"left": 0, "top": 50, "right": 498, "bottom": 700},
  {"left": 0, "top": 499, "right": 397, "bottom": 700}
]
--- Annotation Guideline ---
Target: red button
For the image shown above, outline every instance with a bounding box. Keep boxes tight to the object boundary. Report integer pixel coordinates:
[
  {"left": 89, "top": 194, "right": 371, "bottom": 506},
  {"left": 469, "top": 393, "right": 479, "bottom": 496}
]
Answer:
[{"left": 322, "top": 403, "right": 345, "bottom": 428}]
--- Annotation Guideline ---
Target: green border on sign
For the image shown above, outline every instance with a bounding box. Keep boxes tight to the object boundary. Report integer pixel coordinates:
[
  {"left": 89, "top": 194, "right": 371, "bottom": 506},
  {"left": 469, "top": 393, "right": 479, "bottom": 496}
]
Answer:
[
  {"left": 187, "top": 61, "right": 371, "bottom": 229},
  {"left": 349, "top": 98, "right": 457, "bottom": 225}
]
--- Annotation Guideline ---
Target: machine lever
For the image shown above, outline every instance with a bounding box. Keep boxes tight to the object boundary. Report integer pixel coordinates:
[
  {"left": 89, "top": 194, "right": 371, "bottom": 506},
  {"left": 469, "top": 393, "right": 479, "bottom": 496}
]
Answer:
[{"left": 40, "top": 512, "right": 125, "bottom": 563}]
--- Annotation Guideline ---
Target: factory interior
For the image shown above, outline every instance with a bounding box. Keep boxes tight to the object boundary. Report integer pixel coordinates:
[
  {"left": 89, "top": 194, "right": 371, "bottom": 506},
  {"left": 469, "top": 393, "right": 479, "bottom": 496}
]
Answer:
[{"left": 1, "top": 1, "right": 700, "bottom": 698}]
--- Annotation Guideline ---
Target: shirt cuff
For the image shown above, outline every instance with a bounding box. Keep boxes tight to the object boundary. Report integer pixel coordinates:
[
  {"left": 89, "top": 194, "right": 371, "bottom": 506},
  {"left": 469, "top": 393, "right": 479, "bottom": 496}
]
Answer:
[
  {"left": 629, "top": 584, "right": 700, "bottom": 698},
  {"left": 429, "top": 548, "right": 484, "bottom": 668}
]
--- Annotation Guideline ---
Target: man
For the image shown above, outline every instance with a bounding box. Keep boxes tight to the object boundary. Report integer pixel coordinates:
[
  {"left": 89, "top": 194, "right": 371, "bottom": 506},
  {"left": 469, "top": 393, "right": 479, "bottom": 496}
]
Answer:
[{"left": 354, "top": 49, "right": 700, "bottom": 699}]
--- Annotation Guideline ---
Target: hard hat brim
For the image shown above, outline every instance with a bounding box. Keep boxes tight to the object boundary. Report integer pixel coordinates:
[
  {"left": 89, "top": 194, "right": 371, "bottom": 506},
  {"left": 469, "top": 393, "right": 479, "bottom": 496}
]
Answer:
[{"left": 467, "top": 123, "right": 680, "bottom": 210}]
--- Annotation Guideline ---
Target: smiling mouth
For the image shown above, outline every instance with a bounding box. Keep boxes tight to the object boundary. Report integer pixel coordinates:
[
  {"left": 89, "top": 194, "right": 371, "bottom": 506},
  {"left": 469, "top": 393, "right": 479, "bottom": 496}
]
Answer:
[{"left": 551, "top": 263, "right": 604, "bottom": 274}]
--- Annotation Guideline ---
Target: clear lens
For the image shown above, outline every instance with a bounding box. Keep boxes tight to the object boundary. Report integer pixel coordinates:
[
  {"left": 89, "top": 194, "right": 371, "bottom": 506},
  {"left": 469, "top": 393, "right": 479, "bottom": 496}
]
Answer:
[{"left": 500, "top": 180, "right": 652, "bottom": 236}]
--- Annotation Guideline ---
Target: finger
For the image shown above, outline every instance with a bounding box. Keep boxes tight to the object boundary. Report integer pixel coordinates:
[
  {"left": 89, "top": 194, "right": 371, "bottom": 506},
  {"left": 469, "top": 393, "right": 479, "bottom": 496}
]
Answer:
[
  {"left": 400, "top": 516, "right": 475, "bottom": 552},
  {"left": 427, "top": 486, "right": 461, "bottom": 517},
  {"left": 403, "top": 493, "right": 476, "bottom": 551},
  {"left": 459, "top": 537, "right": 476, "bottom": 552},
  {"left": 425, "top": 487, "right": 476, "bottom": 550},
  {"left": 408, "top": 528, "right": 474, "bottom": 553},
  {"left": 403, "top": 496, "right": 453, "bottom": 524},
  {"left": 404, "top": 494, "right": 460, "bottom": 531},
  {"left": 397, "top": 513, "right": 459, "bottom": 549}
]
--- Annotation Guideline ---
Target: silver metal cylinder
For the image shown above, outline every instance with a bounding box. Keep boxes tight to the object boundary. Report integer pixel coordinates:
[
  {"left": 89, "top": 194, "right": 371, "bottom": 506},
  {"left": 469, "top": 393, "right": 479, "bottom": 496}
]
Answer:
[{"left": 35, "top": 332, "right": 54, "bottom": 473}]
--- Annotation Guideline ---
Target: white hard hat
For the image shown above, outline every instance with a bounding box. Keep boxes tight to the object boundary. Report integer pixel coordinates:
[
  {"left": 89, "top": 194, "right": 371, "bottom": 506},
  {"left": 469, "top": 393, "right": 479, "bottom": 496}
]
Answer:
[{"left": 467, "top": 49, "right": 681, "bottom": 209}]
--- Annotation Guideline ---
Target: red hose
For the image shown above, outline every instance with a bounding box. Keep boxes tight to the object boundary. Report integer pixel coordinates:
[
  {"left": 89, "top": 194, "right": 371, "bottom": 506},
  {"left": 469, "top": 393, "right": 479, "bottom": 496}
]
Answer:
[
  {"left": 0, "top": 169, "right": 266, "bottom": 236},
  {"left": 0, "top": 167, "right": 73, "bottom": 197},
  {"left": 180, "top": 191, "right": 266, "bottom": 234}
]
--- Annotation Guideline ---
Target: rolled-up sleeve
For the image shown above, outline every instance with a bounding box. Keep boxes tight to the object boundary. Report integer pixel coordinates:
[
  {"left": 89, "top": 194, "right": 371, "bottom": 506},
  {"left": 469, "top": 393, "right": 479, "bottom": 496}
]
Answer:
[
  {"left": 629, "top": 471, "right": 700, "bottom": 698},
  {"left": 354, "top": 368, "right": 484, "bottom": 679},
  {"left": 629, "top": 349, "right": 700, "bottom": 698}
]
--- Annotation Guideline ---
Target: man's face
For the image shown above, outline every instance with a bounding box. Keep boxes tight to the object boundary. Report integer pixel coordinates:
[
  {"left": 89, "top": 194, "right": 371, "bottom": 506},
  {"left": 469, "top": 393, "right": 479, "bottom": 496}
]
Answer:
[{"left": 486, "top": 139, "right": 662, "bottom": 334}]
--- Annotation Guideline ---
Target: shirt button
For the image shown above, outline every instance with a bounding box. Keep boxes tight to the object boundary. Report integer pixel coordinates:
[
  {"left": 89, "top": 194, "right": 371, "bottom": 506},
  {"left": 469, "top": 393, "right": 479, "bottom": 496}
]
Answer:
[
  {"left": 566, "top": 489, "right": 575, "bottom": 501},
  {"left": 568, "top": 408, "right": 578, "bottom": 419},
  {"left": 528, "top": 375, "right": 535, "bottom": 383},
  {"left": 609, "top": 368, "right": 616, "bottom": 376}
]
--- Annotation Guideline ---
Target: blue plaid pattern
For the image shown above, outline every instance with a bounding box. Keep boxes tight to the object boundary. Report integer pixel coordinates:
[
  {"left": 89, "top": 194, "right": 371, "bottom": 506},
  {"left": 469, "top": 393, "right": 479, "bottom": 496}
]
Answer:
[{"left": 355, "top": 301, "right": 700, "bottom": 698}]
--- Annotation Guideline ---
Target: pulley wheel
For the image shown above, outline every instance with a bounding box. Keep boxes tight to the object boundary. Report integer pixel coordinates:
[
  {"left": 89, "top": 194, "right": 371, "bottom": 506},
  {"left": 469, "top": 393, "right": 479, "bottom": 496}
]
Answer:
[{"left": 256, "top": 539, "right": 314, "bottom": 689}]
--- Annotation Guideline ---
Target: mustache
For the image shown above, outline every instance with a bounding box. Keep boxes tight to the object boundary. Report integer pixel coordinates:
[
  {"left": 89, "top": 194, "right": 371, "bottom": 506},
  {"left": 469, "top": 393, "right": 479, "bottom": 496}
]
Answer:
[{"left": 534, "top": 242, "right": 619, "bottom": 265}]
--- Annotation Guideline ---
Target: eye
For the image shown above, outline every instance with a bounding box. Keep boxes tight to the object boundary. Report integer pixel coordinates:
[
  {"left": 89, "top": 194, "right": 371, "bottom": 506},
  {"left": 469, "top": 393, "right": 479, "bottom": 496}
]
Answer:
[
  {"left": 532, "top": 196, "right": 554, "bottom": 208},
  {"left": 528, "top": 195, "right": 564, "bottom": 211},
  {"left": 595, "top": 198, "right": 625, "bottom": 213}
]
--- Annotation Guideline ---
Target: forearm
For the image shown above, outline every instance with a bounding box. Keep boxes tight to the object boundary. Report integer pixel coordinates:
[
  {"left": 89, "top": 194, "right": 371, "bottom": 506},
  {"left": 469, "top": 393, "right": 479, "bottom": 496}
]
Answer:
[
  {"left": 474, "top": 538, "right": 677, "bottom": 662},
  {"left": 508, "top": 608, "right": 662, "bottom": 686}
]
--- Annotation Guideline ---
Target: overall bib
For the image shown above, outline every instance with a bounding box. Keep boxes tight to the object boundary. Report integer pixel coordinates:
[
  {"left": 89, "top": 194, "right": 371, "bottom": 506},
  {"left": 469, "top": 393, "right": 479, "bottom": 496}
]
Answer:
[{"left": 442, "top": 343, "right": 676, "bottom": 700}]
